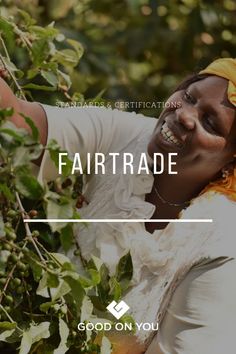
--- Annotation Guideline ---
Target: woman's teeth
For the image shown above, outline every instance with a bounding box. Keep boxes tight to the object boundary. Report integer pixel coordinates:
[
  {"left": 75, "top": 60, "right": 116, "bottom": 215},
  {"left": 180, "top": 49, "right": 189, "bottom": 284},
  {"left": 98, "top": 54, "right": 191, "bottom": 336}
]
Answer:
[{"left": 161, "top": 122, "right": 182, "bottom": 147}]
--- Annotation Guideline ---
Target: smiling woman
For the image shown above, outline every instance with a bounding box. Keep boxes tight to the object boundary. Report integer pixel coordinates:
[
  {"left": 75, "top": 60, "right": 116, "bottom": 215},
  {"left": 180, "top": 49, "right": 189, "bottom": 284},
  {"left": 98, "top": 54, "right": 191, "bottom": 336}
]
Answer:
[
  {"left": 148, "top": 76, "right": 236, "bottom": 177},
  {"left": 1, "top": 58, "right": 236, "bottom": 354}
]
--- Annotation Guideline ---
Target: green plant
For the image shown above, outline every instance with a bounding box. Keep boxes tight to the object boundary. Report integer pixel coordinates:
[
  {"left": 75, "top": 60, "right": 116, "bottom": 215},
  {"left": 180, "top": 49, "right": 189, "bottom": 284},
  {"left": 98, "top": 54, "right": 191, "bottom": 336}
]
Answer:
[
  {"left": 0, "top": 13, "right": 133, "bottom": 354},
  {"left": 2, "top": 0, "right": 236, "bottom": 117}
]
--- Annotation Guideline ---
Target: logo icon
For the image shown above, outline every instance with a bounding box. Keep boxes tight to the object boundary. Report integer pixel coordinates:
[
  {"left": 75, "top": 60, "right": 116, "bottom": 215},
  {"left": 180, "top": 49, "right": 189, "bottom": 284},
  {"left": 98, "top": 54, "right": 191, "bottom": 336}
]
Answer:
[{"left": 106, "top": 300, "right": 130, "bottom": 320}]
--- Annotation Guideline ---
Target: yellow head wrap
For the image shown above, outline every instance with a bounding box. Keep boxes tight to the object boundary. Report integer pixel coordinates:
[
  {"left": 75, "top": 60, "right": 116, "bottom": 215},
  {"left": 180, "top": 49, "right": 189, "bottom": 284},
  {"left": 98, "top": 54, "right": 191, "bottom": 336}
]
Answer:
[
  {"left": 199, "top": 58, "right": 236, "bottom": 107},
  {"left": 199, "top": 58, "right": 236, "bottom": 200}
]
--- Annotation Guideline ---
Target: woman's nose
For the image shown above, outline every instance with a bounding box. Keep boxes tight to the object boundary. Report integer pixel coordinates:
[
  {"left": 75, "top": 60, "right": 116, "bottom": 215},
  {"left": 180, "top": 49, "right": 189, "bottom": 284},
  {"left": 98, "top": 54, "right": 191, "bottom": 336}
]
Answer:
[{"left": 177, "top": 107, "right": 196, "bottom": 131}]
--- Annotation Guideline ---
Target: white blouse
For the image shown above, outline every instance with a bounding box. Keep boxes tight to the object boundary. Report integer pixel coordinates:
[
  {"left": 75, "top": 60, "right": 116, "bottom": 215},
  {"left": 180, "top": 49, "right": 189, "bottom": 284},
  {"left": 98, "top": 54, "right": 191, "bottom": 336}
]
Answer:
[{"left": 38, "top": 104, "right": 236, "bottom": 354}]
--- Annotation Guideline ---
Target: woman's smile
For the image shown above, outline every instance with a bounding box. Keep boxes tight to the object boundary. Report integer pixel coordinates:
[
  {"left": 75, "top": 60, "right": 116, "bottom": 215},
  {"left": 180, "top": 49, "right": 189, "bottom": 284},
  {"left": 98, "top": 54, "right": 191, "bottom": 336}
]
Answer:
[{"left": 160, "top": 121, "right": 184, "bottom": 147}]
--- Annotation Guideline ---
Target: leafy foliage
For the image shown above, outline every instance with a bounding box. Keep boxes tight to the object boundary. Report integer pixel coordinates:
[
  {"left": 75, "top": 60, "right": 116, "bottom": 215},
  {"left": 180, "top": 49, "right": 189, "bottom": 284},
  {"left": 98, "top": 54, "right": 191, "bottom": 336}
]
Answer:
[
  {"left": 1, "top": 0, "right": 235, "bottom": 117},
  {"left": 0, "top": 107, "right": 134, "bottom": 353},
  {"left": 0, "top": 11, "right": 134, "bottom": 354}
]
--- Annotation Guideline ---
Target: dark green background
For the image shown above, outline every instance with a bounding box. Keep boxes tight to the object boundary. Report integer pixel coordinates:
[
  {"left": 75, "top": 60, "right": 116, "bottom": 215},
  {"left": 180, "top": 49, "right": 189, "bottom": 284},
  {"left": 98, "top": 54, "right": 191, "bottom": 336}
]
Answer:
[{"left": 1, "top": 0, "right": 236, "bottom": 116}]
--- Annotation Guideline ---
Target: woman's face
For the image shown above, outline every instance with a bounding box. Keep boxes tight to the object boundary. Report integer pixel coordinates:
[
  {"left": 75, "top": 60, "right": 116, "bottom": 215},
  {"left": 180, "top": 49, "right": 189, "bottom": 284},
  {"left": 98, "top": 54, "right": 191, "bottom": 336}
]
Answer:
[{"left": 148, "top": 76, "right": 236, "bottom": 181}]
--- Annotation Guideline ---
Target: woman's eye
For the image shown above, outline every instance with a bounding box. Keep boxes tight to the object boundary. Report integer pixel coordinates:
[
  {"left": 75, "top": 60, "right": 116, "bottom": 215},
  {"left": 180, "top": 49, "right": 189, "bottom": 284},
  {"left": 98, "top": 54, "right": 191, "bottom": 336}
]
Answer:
[
  {"left": 183, "top": 91, "right": 195, "bottom": 104},
  {"left": 204, "top": 115, "right": 218, "bottom": 134}
]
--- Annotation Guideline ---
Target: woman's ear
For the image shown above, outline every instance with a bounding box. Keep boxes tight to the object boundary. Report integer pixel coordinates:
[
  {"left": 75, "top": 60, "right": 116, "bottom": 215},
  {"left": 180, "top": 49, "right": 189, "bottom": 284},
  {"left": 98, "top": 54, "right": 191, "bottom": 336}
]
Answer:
[{"left": 221, "top": 160, "right": 235, "bottom": 180}]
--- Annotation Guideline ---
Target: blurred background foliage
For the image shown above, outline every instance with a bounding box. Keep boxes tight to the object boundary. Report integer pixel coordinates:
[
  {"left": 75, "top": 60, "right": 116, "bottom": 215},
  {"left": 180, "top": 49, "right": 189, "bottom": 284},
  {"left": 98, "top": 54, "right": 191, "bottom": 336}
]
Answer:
[{"left": 1, "top": 0, "right": 236, "bottom": 117}]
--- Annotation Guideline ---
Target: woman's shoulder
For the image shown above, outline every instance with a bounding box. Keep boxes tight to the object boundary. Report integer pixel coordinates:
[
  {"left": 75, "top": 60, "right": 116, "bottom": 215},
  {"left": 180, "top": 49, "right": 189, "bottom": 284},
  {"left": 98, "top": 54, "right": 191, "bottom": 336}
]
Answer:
[
  {"left": 183, "top": 190, "right": 235, "bottom": 220},
  {"left": 181, "top": 191, "right": 236, "bottom": 259}
]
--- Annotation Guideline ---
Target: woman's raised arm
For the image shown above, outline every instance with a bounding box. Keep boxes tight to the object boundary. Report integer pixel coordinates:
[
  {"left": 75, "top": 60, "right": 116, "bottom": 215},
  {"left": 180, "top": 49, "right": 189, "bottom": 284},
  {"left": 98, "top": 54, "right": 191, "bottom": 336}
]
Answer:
[{"left": 0, "top": 77, "right": 47, "bottom": 154}]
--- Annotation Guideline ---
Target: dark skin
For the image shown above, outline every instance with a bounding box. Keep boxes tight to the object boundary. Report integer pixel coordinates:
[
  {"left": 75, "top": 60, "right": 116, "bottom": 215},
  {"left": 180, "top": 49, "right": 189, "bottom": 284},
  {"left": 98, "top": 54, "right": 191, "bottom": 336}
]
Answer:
[{"left": 145, "top": 76, "right": 236, "bottom": 233}]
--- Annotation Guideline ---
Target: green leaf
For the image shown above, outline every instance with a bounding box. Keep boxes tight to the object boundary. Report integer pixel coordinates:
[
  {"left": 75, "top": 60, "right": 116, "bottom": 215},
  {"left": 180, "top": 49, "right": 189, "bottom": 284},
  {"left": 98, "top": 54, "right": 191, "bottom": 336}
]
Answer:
[
  {"left": 26, "top": 251, "right": 43, "bottom": 281},
  {"left": 115, "top": 252, "right": 133, "bottom": 291},
  {"left": 88, "top": 269, "right": 101, "bottom": 286},
  {"left": 15, "top": 171, "right": 44, "bottom": 199},
  {"left": 41, "top": 70, "right": 58, "bottom": 87},
  {"left": 87, "top": 256, "right": 103, "bottom": 271},
  {"left": 36, "top": 271, "right": 50, "bottom": 298},
  {"left": 0, "top": 17, "right": 15, "bottom": 45},
  {"left": 37, "top": 270, "right": 70, "bottom": 301},
  {"left": 19, "top": 322, "right": 50, "bottom": 354},
  {"left": 0, "top": 212, "right": 5, "bottom": 237},
  {"left": 29, "top": 24, "right": 59, "bottom": 39},
  {"left": 47, "top": 272, "right": 59, "bottom": 288},
  {"left": 60, "top": 225, "right": 74, "bottom": 253},
  {"left": 89, "top": 295, "right": 106, "bottom": 312},
  {"left": 61, "top": 262, "right": 74, "bottom": 271},
  {"left": 46, "top": 199, "right": 74, "bottom": 232},
  {"left": 96, "top": 263, "right": 110, "bottom": 303},
  {"left": 0, "top": 322, "right": 17, "bottom": 330},
  {"left": 109, "top": 277, "right": 121, "bottom": 301},
  {"left": 47, "top": 139, "right": 73, "bottom": 177},
  {"left": 78, "top": 276, "right": 93, "bottom": 288},
  {"left": 17, "top": 10, "right": 37, "bottom": 26},
  {"left": 26, "top": 68, "right": 39, "bottom": 80},
  {"left": 0, "top": 56, "right": 18, "bottom": 73},
  {"left": 50, "top": 279, "right": 70, "bottom": 302},
  {"left": 41, "top": 61, "right": 58, "bottom": 72},
  {"left": 62, "top": 272, "right": 85, "bottom": 308},
  {"left": 0, "top": 250, "right": 10, "bottom": 272},
  {"left": 67, "top": 39, "right": 84, "bottom": 60},
  {"left": 57, "top": 70, "right": 71, "bottom": 89},
  {"left": 0, "top": 329, "right": 15, "bottom": 342},
  {"left": 0, "top": 184, "right": 14, "bottom": 202},
  {"left": 0, "top": 108, "right": 14, "bottom": 120},
  {"left": 1, "top": 326, "right": 22, "bottom": 344},
  {"left": 50, "top": 253, "right": 72, "bottom": 266},
  {"left": 12, "top": 146, "right": 41, "bottom": 167},
  {"left": 0, "top": 322, "right": 19, "bottom": 343},
  {"left": 71, "top": 92, "right": 85, "bottom": 103},
  {"left": 31, "top": 39, "right": 49, "bottom": 66},
  {"left": 0, "top": 128, "right": 24, "bottom": 143},
  {"left": 53, "top": 49, "right": 79, "bottom": 68},
  {"left": 21, "top": 114, "right": 39, "bottom": 141},
  {"left": 39, "top": 301, "right": 55, "bottom": 313},
  {"left": 22, "top": 83, "right": 56, "bottom": 91},
  {"left": 80, "top": 296, "right": 93, "bottom": 322},
  {"left": 53, "top": 318, "right": 69, "bottom": 354},
  {"left": 12, "top": 146, "right": 31, "bottom": 167},
  {"left": 99, "top": 264, "right": 110, "bottom": 292},
  {"left": 0, "top": 120, "right": 37, "bottom": 147}
]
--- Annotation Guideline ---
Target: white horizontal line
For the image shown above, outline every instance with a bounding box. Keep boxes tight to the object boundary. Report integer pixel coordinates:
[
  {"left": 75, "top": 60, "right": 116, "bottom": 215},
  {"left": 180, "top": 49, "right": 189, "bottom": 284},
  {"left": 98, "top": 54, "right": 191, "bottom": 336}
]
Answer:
[{"left": 24, "top": 219, "right": 213, "bottom": 223}]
